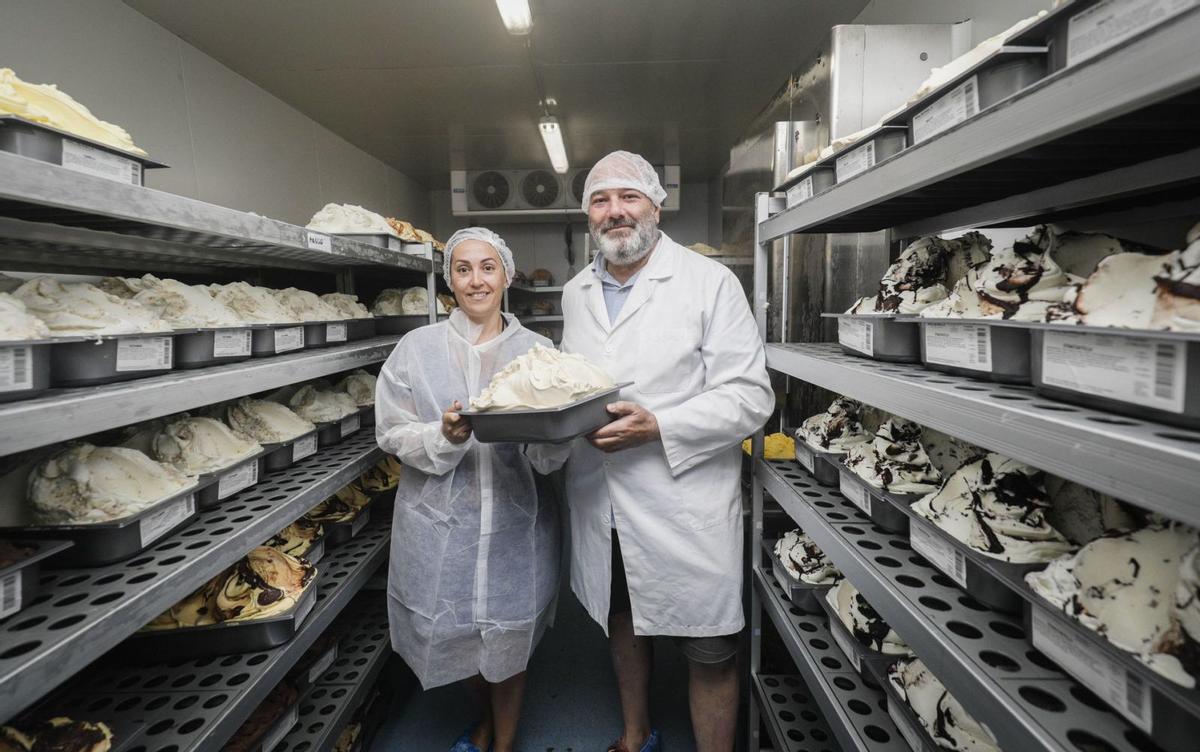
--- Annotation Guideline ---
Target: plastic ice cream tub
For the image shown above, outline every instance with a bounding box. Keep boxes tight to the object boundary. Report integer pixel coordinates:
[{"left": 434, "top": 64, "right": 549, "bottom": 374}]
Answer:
[
  {"left": 815, "top": 583, "right": 908, "bottom": 683},
  {"left": 836, "top": 470, "right": 917, "bottom": 535},
  {"left": 824, "top": 313, "right": 921, "bottom": 363},
  {"left": 460, "top": 383, "right": 632, "bottom": 444},
  {"left": 173, "top": 326, "right": 256, "bottom": 370},
  {"left": 251, "top": 324, "right": 306, "bottom": 357},
  {"left": 0, "top": 339, "right": 52, "bottom": 403},
  {"left": 194, "top": 448, "right": 268, "bottom": 510},
  {"left": 49, "top": 333, "right": 174, "bottom": 387},
  {"left": 782, "top": 164, "right": 836, "bottom": 209},
  {"left": 375, "top": 315, "right": 429, "bottom": 335},
  {"left": 792, "top": 438, "right": 842, "bottom": 487},
  {"left": 0, "top": 116, "right": 167, "bottom": 185},
  {"left": 763, "top": 539, "right": 832, "bottom": 615},
  {"left": 913, "top": 318, "right": 1032, "bottom": 384},
  {"left": 0, "top": 539, "right": 73, "bottom": 620},
  {"left": 907, "top": 52, "right": 1048, "bottom": 146},
  {"left": 260, "top": 430, "right": 319, "bottom": 474},
  {"left": 834, "top": 127, "right": 907, "bottom": 184},
  {"left": 324, "top": 507, "right": 371, "bottom": 547},
  {"left": 346, "top": 317, "right": 378, "bottom": 341}
]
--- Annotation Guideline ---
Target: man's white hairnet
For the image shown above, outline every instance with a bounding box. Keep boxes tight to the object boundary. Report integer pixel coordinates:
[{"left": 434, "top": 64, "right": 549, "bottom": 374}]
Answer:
[
  {"left": 443, "top": 227, "right": 515, "bottom": 286},
  {"left": 581, "top": 150, "right": 667, "bottom": 210}
]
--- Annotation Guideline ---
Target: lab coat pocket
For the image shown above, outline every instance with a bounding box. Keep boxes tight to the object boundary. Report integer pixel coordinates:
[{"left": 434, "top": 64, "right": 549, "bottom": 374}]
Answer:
[
  {"left": 670, "top": 500, "right": 739, "bottom": 532},
  {"left": 636, "top": 327, "right": 698, "bottom": 393}
]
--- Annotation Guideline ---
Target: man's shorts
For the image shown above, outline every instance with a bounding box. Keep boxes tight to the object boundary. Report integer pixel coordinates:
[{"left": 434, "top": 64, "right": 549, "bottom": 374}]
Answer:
[{"left": 609, "top": 531, "right": 739, "bottom": 665}]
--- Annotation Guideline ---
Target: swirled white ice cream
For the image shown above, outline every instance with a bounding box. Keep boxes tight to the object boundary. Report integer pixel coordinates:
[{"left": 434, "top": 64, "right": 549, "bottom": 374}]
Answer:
[
  {"left": 1026, "top": 523, "right": 1200, "bottom": 687},
  {"left": 797, "top": 397, "right": 869, "bottom": 452},
  {"left": 842, "top": 418, "right": 941, "bottom": 494},
  {"left": 1045, "top": 251, "right": 1164, "bottom": 327},
  {"left": 13, "top": 276, "right": 171, "bottom": 336},
  {"left": 913, "top": 453, "right": 1073, "bottom": 563},
  {"left": 920, "top": 428, "right": 983, "bottom": 476},
  {"left": 100, "top": 275, "right": 244, "bottom": 328},
  {"left": 320, "top": 293, "right": 372, "bottom": 320},
  {"left": 225, "top": 398, "right": 315, "bottom": 443},
  {"left": 28, "top": 444, "right": 195, "bottom": 524},
  {"left": 151, "top": 416, "right": 261, "bottom": 475},
  {"left": 336, "top": 369, "right": 376, "bottom": 407},
  {"left": 0, "top": 68, "right": 146, "bottom": 155},
  {"left": 272, "top": 287, "right": 344, "bottom": 322},
  {"left": 1151, "top": 221, "right": 1200, "bottom": 332},
  {"left": 207, "top": 282, "right": 299, "bottom": 325},
  {"left": 773, "top": 529, "right": 841, "bottom": 585},
  {"left": 289, "top": 384, "right": 358, "bottom": 423},
  {"left": 0, "top": 292, "right": 51, "bottom": 340},
  {"left": 306, "top": 203, "right": 400, "bottom": 238},
  {"left": 827, "top": 579, "right": 909, "bottom": 655},
  {"left": 469, "top": 344, "right": 615, "bottom": 411},
  {"left": 1044, "top": 475, "right": 1138, "bottom": 546},
  {"left": 849, "top": 233, "right": 991, "bottom": 315},
  {"left": 371, "top": 287, "right": 449, "bottom": 316},
  {"left": 888, "top": 658, "right": 999, "bottom": 752}
]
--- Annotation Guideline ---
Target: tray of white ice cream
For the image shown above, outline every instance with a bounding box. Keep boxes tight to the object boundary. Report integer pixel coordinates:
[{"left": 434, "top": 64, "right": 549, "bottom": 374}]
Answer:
[
  {"left": 0, "top": 538, "right": 74, "bottom": 619},
  {"left": 837, "top": 418, "right": 942, "bottom": 535},
  {"left": 765, "top": 532, "right": 841, "bottom": 614},
  {"left": 285, "top": 383, "right": 363, "bottom": 446},
  {"left": 460, "top": 344, "right": 629, "bottom": 444},
  {"left": 321, "top": 293, "right": 377, "bottom": 340},
  {"left": 370, "top": 287, "right": 448, "bottom": 334},
  {"left": 206, "top": 282, "right": 310, "bottom": 356},
  {"left": 874, "top": 656, "right": 1001, "bottom": 752},
  {"left": 817, "top": 579, "right": 912, "bottom": 681},
  {"left": 0, "top": 291, "right": 54, "bottom": 403},
  {"left": 222, "top": 398, "right": 318, "bottom": 474},
  {"left": 793, "top": 397, "right": 871, "bottom": 487},
  {"left": 306, "top": 203, "right": 406, "bottom": 251}
]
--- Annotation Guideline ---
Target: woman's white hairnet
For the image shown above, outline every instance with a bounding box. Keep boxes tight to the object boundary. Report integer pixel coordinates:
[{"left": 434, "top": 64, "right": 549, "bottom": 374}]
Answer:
[
  {"left": 443, "top": 227, "right": 515, "bottom": 286},
  {"left": 581, "top": 150, "right": 667, "bottom": 210}
]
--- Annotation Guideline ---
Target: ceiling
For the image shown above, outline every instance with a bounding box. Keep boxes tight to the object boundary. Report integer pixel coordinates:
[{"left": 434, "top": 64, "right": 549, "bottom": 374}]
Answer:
[{"left": 123, "top": 0, "right": 866, "bottom": 188}]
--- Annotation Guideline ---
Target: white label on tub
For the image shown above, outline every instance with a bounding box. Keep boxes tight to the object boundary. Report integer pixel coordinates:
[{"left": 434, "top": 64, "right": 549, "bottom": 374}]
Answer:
[
  {"left": 910, "top": 523, "right": 967, "bottom": 587},
  {"left": 351, "top": 508, "right": 370, "bottom": 537},
  {"left": 838, "top": 318, "right": 874, "bottom": 356},
  {"left": 309, "top": 645, "right": 338, "bottom": 683},
  {"left": 213, "top": 329, "right": 252, "bottom": 357},
  {"left": 794, "top": 443, "right": 815, "bottom": 473},
  {"left": 305, "top": 230, "right": 331, "bottom": 252},
  {"left": 836, "top": 140, "right": 875, "bottom": 181},
  {"left": 139, "top": 494, "right": 195, "bottom": 547},
  {"left": 0, "top": 346, "right": 33, "bottom": 391},
  {"left": 60, "top": 139, "right": 141, "bottom": 185},
  {"left": 924, "top": 323, "right": 992, "bottom": 371},
  {"left": 1032, "top": 606, "right": 1152, "bottom": 732},
  {"left": 889, "top": 701, "right": 925, "bottom": 752},
  {"left": 912, "top": 74, "right": 980, "bottom": 144},
  {"left": 292, "top": 433, "right": 318, "bottom": 462},
  {"left": 785, "top": 176, "right": 814, "bottom": 208},
  {"left": 1067, "top": 0, "right": 1196, "bottom": 66},
  {"left": 326, "top": 322, "right": 347, "bottom": 342},
  {"left": 830, "top": 620, "right": 861, "bottom": 672},
  {"left": 273, "top": 326, "right": 304, "bottom": 352},
  {"left": 839, "top": 472, "right": 871, "bottom": 516},
  {"left": 263, "top": 704, "right": 299, "bottom": 752},
  {"left": 1041, "top": 331, "right": 1186, "bottom": 413},
  {"left": 116, "top": 336, "right": 172, "bottom": 371},
  {"left": 341, "top": 413, "right": 361, "bottom": 437},
  {"left": 217, "top": 459, "right": 259, "bottom": 499},
  {"left": 0, "top": 572, "right": 21, "bottom": 620}
]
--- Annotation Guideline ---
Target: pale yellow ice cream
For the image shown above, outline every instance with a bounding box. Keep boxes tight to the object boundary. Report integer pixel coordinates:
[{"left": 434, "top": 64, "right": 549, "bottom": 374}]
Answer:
[
  {"left": 0, "top": 291, "right": 51, "bottom": 340},
  {"left": 101, "top": 275, "right": 244, "bottom": 329},
  {"left": 151, "top": 416, "right": 261, "bottom": 475},
  {"left": 320, "top": 293, "right": 372, "bottom": 320},
  {"left": 337, "top": 369, "right": 376, "bottom": 407},
  {"left": 272, "top": 287, "right": 344, "bottom": 322},
  {"left": 289, "top": 384, "right": 358, "bottom": 423},
  {"left": 225, "top": 398, "right": 315, "bottom": 444},
  {"left": 470, "top": 344, "right": 615, "bottom": 411},
  {"left": 207, "top": 282, "right": 299, "bottom": 325},
  {"left": 13, "top": 276, "right": 171, "bottom": 336},
  {"left": 0, "top": 68, "right": 146, "bottom": 155}
]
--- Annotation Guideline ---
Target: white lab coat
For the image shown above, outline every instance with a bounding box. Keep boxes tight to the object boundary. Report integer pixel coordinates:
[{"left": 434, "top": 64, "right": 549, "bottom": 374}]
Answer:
[{"left": 536, "top": 232, "right": 773, "bottom": 637}]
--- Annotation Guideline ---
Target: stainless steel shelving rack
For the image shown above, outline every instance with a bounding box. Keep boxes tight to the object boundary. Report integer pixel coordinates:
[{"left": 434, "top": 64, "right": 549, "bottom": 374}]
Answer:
[{"left": 748, "top": 5, "right": 1200, "bottom": 751}]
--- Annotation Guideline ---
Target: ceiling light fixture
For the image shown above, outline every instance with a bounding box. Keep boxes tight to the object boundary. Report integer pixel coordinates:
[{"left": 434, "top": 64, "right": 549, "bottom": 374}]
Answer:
[
  {"left": 495, "top": 0, "right": 532, "bottom": 34},
  {"left": 539, "top": 116, "right": 569, "bottom": 174}
]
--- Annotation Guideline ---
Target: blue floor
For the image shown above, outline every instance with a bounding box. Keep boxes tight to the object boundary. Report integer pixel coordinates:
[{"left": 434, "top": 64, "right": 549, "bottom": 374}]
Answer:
[{"left": 374, "top": 586, "right": 696, "bottom": 751}]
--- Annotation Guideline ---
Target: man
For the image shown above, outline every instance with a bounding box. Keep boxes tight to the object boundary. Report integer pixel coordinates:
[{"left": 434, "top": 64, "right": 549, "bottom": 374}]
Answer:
[{"left": 532, "top": 150, "right": 773, "bottom": 752}]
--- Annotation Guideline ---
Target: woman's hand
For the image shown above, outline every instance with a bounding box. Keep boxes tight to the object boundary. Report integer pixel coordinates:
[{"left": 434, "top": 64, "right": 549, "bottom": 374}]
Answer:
[{"left": 441, "top": 400, "right": 472, "bottom": 445}]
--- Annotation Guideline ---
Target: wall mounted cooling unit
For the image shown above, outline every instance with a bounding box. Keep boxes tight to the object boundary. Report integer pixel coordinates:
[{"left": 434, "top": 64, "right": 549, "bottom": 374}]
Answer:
[{"left": 451, "top": 166, "right": 680, "bottom": 217}]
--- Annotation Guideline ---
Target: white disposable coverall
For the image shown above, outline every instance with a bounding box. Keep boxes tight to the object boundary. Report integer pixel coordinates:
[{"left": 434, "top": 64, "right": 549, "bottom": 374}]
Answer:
[{"left": 376, "top": 310, "right": 560, "bottom": 689}]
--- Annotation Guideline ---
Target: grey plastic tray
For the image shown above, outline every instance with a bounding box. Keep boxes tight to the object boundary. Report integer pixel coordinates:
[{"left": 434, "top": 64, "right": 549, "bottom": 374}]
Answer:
[
  {"left": 782, "top": 164, "right": 836, "bottom": 208},
  {"left": 261, "top": 430, "right": 319, "bottom": 473},
  {"left": 346, "top": 318, "right": 377, "bottom": 341},
  {"left": 375, "top": 315, "right": 428, "bottom": 335},
  {"left": 1029, "top": 326, "right": 1200, "bottom": 430},
  {"left": 324, "top": 507, "right": 371, "bottom": 547},
  {"left": 916, "top": 319, "right": 1031, "bottom": 384},
  {"left": 460, "top": 382, "right": 631, "bottom": 443},
  {"left": 908, "top": 53, "right": 1047, "bottom": 145},
  {"left": 334, "top": 233, "right": 404, "bottom": 251},
  {"left": 0, "top": 116, "right": 167, "bottom": 184},
  {"left": 0, "top": 340, "right": 51, "bottom": 403},
  {"left": 762, "top": 538, "right": 830, "bottom": 614},
  {"left": 836, "top": 470, "right": 914, "bottom": 535},
  {"left": 815, "top": 583, "right": 907, "bottom": 683},
  {"left": 791, "top": 440, "right": 841, "bottom": 487},
  {"left": 824, "top": 313, "right": 921, "bottom": 363},
  {"left": 835, "top": 127, "right": 907, "bottom": 183},
  {"left": 0, "top": 538, "right": 73, "bottom": 619},
  {"left": 174, "top": 326, "right": 256, "bottom": 369},
  {"left": 49, "top": 333, "right": 174, "bottom": 386},
  {"left": 195, "top": 450, "right": 267, "bottom": 509},
  {"left": 251, "top": 324, "right": 306, "bottom": 357}
]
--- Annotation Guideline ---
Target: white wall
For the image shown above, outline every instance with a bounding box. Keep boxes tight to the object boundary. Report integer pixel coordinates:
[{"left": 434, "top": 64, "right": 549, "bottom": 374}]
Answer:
[
  {"left": 1, "top": 0, "right": 429, "bottom": 227},
  {"left": 851, "top": 0, "right": 1049, "bottom": 44}
]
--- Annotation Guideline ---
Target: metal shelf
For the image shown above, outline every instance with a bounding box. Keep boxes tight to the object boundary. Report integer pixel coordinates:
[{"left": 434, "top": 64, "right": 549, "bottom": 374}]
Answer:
[
  {"left": 758, "top": 458, "right": 1156, "bottom": 752},
  {"left": 39, "top": 518, "right": 390, "bottom": 752},
  {"left": 509, "top": 284, "right": 564, "bottom": 294},
  {"left": 0, "top": 432, "right": 383, "bottom": 724},
  {"left": 752, "top": 673, "right": 842, "bottom": 752},
  {"left": 759, "top": 7, "right": 1200, "bottom": 241},
  {"left": 766, "top": 343, "right": 1200, "bottom": 526},
  {"left": 0, "top": 336, "right": 399, "bottom": 457},
  {"left": 0, "top": 152, "right": 433, "bottom": 273},
  {"left": 522, "top": 314, "right": 564, "bottom": 323}
]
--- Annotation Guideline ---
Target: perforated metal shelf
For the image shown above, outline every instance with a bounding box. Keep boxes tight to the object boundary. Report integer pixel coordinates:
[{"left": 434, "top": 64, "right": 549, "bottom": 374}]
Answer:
[
  {"left": 0, "top": 432, "right": 383, "bottom": 724},
  {"left": 277, "top": 597, "right": 391, "bottom": 752},
  {"left": 752, "top": 673, "right": 842, "bottom": 752},
  {"left": 766, "top": 343, "right": 1200, "bottom": 526},
  {"left": 0, "top": 336, "right": 398, "bottom": 456},
  {"left": 758, "top": 458, "right": 1159, "bottom": 752},
  {"left": 39, "top": 519, "right": 390, "bottom": 752}
]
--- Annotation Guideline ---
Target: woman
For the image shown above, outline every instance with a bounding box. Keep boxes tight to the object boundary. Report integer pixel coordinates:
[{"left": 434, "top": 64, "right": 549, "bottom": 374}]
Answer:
[{"left": 375, "top": 227, "right": 559, "bottom": 752}]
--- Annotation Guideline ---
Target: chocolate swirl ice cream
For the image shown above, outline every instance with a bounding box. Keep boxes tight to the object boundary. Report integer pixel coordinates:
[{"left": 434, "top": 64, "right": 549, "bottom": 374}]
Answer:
[{"left": 842, "top": 418, "right": 941, "bottom": 495}]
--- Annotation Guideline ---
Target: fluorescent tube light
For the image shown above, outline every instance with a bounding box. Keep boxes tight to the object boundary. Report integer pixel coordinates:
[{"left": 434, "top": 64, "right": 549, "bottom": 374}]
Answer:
[
  {"left": 539, "top": 116, "right": 569, "bottom": 174},
  {"left": 495, "top": 0, "right": 532, "bottom": 34}
]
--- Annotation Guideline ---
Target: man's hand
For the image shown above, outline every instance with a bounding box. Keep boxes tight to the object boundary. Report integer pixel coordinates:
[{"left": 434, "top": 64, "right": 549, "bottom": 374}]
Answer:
[
  {"left": 587, "top": 401, "right": 660, "bottom": 453},
  {"left": 441, "top": 400, "right": 472, "bottom": 445}
]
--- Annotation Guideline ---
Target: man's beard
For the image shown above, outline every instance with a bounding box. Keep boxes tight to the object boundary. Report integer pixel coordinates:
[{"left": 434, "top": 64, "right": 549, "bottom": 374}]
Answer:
[{"left": 591, "top": 213, "right": 659, "bottom": 266}]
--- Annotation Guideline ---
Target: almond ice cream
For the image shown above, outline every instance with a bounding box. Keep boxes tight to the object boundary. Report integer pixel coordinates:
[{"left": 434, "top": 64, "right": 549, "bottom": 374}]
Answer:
[
  {"left": 100, "top": 274, "right": 244, "bottom": 328},
  {"left": 320, "top": 293, "right": 372, "bottom": 320},
  {"left": 371, "top": 287, "right": 449, "bottom": 316},
  {"left": 13, "top": 276, "right": 170, "bottom": 336},
  {"left": 337, "top": 369, "right": 376, "bottom": 407},
  {"left": 470, "top": 344, "right": 615, "bottom": 411},
  {"left": 289, "top": 384, "right": 358, "bottom": 424},
  {"left": 307, "top": 203, "right": 399, "bottom": 238},
  {"left": 224, "top": 398, "right": 315, "bottom": 444},
  {"left": 0, "top": 292, "right": 51, "bottom": 340},
  {"left": 151, "top": 416, "right": 261, "bottom": 475},
  {"left": 207, "top": 282, "right": 299, "bottom": 325},
  {"left": 272, "top": 287, "right": 344, "bottom": 322}
]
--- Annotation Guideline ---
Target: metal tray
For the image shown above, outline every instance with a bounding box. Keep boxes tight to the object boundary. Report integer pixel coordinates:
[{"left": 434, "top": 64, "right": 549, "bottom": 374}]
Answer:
[
  {"left": 230, "top": 691, "right": 302, "bottom": 752},
  {"left": 0, "top": 116, "right": 167, "bottom": 184},
  {"left": 0, "top": 340, "right": 51, "bottom": 403},
  {"left": 782, "top": 164, "right": 836, "bottom": 208},
  {"left": 333, "top": 233, "right": 404, "bottom": 251},
  {"left": 0, "top": 539, "right": 73, "bottom": 620},
  {"left": 314, "top": 412, "right": 362, "bottom": 448},
  {"left": 873, "top": 657, "right": 942, "bottom": 752},
  {"left": 260, "top": 430, "right": 319, "bottom": 473},
  {"left": 823, "top": 313, "right": 920, "bottom": 363},
  {"left": 173, "top": 326, "right": 255, "bottom": 369},
  {"left": 762, "top": 539, "right": 830, "bottom": 614},
  {"left": 346, "top": 318, "right": 378, "bottom": 340},
  {"left": 834, "top": 127, "right": 907, "bottom": 183},
  {"left": 302, "top": 322, "right": 329, "bottom": 349},
  {"left": 815, "top": 583, "right": 907, "bottom": 683},
  {"left": 49, "top": 333, "right": 174, "bottom": 386},
  {"left": 251, "top": 324, "right": 305, "bottom": 357},
  {"left": 375, "top": 315, "right": 428, "bottom": 335},
  {"left": 908, "top": 53, "right": 1047, "bottom": 145},
  {"left": 195, "top": 450, "right": 267, "bottom": 509},
  {"left": 460, "top": 382, "right": 631, "bottom": 444},
  {"left": 915, "top": 319, "right": 1031, "bottom": 384},
  {"left": 791, "top": 440, "right": 842, "bottom": 487},
  {"left": 286, "top": 636, "right": 339, "bottom": 695},
  {"left": 324, "top": 507, "right": 371, "bottom": 548},
  {"left": 124, "top": 579, "right": 319, "bottom": 661},
  {"left": 357, "top": 403, "right": 375, "bottom": 428},
  {"left": 836, "top": 470, "right": 914, "bottom": 535},
  {"left": 1029, "top": 326, "right": 1200, "bottom": 430}
]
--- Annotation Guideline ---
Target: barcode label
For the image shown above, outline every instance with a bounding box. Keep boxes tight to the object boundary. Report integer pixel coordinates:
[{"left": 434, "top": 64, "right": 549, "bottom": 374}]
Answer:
[
  {"left": 340, "top": 413, "right": 361, "bottom": 437},
  {"left": 838, "top": 318, "right": 874, "bottom": 356},
  {"left": 326, "top": 322, "right": 347, "bottom": 342},
  {"left": 115, "top": 336, "right": 172, "bottom": 371},
  {"left": 139, "top": 494, "right": 195, "bottom": 547},
  {"left": 0, "top": 346, "right": 33, "bottom": 392},
  {"left": 839, "top": 472, "right": 872, "bottom": 516},
  {"left": 785, "top": 176, "right": 815, "bottom": 208},
  {"left": 794, "top": 443, "right": 815, "bottom": 473},
  {"left": 1067, "top": 0, "right": 1196, "bottom": 66},
  {"left": 212, "top": 329, "right": 252, "bottom": 357},
  {"left": 889, "top": 701, "right": 926, "bottom": 752},
  {"left": 273, "top": 326, "right": 304, "bottom": 352},
  {"left": 830, "top": 619, "right": 862, "bottom": 672},
  {"left": 262, "top": 704, "right": 299, "bottom": 752},
  {"left": 60, "top": 139, "right": 142, "bottom": 184},
  {"left": 305, "top": 231, "right": 331, "bottom": 252},
  {"left": 350, "top": 508, "right": 370, "bottom": 536},
  {"left": 1031, "top": 606, "right": 1152, "bottom": 732},
  {"left": 923, "top": 323, "right": 992, "bottom": 371},
  {"left": 217, "top": 458, "right": 259, "bottom": 499},
  {"left": 911, "top": 74, "right": 981, "bottom": 143},
  {"left": 910, "top": 523, "right": 967, "bottom": 587},
  {"left": 1041, "top": 331, "right": 1186, "bottom": 413},
  {"left": 309, "top": 645, "right": 337, "bottom": 683},
  {"left": 836, "top": 140, "right": 876, "bottom": 181},
  {"left": 0, "top": 572, "right": 22, "bottom": 620},
  {"left": 292, "top": 433, "right": 317, "bottom": 462}
]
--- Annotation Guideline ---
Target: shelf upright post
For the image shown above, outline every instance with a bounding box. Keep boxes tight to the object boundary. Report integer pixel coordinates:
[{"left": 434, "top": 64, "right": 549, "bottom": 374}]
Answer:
[{"left": 427, "top": 266, "right": 438, "bottom": 325}]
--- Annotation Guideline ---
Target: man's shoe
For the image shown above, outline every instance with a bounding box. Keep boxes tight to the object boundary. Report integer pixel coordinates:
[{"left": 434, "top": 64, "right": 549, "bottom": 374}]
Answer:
[
  {"left": 449, "top": 727, "right": 490, "bottom": 752},
  {"left": 606, "top": 729, "right": 661, "bottom": 752}
]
